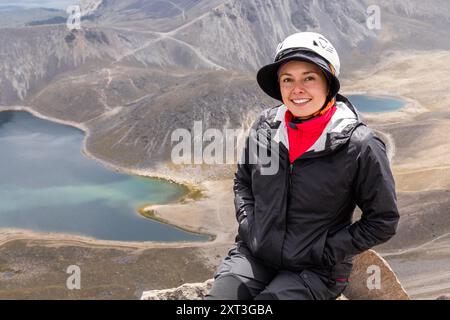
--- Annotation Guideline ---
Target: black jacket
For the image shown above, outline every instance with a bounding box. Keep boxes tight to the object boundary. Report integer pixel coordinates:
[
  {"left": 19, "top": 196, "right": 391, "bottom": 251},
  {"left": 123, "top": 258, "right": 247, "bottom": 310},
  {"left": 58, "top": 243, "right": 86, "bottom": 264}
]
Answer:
[{"left": 234, "top": 94, "right": 400, "bottom": 277}]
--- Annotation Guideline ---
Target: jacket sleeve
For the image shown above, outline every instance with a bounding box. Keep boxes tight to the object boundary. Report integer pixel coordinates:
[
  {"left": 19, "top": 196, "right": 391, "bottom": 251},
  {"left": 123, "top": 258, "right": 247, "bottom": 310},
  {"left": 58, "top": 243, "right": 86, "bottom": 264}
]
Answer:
[
  {"left": 322, "top": 128, "right": 400, "bottom": 266},
  {"left": 234, "top": 130, "right": 255, "bottom": 243}
]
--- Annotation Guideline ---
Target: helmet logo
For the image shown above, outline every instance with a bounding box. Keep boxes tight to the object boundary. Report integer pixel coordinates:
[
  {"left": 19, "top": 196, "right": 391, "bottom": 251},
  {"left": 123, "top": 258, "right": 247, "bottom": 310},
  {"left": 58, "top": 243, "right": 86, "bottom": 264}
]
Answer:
[{"left": 314, "top": 37, "right": 335, "bottom": 54}]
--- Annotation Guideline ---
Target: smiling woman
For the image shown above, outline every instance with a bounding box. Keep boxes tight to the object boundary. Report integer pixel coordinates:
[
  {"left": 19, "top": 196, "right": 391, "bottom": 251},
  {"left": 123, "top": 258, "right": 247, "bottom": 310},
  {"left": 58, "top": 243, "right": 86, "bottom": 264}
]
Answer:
[
  {"left": 206, "top": 32, "right": 400, "bottom": 300},
  {"left": 278, "top": 60, "right": 329, "bottom": 118}
]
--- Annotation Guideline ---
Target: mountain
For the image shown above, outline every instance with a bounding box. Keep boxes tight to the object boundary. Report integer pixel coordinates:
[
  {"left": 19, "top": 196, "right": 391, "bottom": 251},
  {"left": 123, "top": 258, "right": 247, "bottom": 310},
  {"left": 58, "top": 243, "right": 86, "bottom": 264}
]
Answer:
[
  {"left": 80, "top": 0, "right": 450, "bottom": 71},
  {"left": 2, "top": 0, "right": 450, "bottom": 300},
  {"left": 0, "top": 7, "right": 65, "bottom": 28},
  {"left": 1, "top": 0, "right": 450, "bottom": 168},
  {"left": 0, "top": 0, "right": 76, "bottom": 10},
  {"left": 80, "top": 0, "right": 226, "bottom": 31},
  {"left": 0, "top": 26, "right": 153, "bottom": 105},
  {"left": 3, "top": 0, "right": 450, "bottom": 103}
]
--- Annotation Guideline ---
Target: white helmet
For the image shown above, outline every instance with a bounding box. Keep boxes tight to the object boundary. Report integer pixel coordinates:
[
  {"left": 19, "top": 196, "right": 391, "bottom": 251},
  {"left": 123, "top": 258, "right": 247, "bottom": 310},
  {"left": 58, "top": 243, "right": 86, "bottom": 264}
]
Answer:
[
  {"left": 275, "top": 32, "right": 340, "bottom": 76},
  {"left": 257, "top": 32, "right": 341, "bottom": 102}
]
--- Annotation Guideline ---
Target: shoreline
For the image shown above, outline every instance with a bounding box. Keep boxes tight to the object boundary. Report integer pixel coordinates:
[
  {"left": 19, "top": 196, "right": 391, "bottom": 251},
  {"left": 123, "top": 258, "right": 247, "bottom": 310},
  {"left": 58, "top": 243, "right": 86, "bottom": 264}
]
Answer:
[
  {"left": 0, "top": 87, "right": 426, "bottom": 249},
  {"left": 0, "top": 105, "right": 233, "bottom": 250},
  {"left": 0, "top": 90, "right": 417, "bottom": 249},
  {"left": 341, "top": 90, "right": 428, "bottom": 123}
]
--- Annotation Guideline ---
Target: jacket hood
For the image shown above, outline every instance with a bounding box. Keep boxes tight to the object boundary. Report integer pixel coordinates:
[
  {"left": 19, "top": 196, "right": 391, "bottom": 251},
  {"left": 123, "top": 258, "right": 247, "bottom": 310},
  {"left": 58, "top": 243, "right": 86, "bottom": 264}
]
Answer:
[{"left": 268, "top": 94, "right": 362, "bottom": 157}]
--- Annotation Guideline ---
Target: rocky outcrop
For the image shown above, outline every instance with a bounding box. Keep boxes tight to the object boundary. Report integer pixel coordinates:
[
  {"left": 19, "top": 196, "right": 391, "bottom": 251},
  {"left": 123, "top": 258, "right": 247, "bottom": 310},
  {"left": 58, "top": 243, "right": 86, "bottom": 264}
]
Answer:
[
  {"left": 140, "top": 279, "right": 348, "bottom": 300},
  {"left": 342, "top": 249, "right": 410, "bottom": 300},
  {"left": 141, "top": 279, "right": 214, "bottom": 300},
  {"left": 141, "top": 249, "right": 410, "bottom": 300}
]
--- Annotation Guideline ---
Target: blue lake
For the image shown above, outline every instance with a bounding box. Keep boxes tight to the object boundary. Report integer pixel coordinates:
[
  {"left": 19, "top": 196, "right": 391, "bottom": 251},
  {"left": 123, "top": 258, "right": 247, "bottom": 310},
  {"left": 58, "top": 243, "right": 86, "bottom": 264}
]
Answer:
[
  {"left": 0, "top": 111, "right": 209, "bottom": 242},
  {"left": 347, "top": 95, "right": 405, "bottom": 113}
]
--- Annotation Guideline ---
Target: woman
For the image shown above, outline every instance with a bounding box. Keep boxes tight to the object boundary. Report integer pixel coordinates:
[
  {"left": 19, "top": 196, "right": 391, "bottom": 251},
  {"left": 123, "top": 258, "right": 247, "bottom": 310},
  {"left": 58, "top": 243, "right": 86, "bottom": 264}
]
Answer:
[{"left": 206, "top": 32, "right": 400, "bottom": 300}]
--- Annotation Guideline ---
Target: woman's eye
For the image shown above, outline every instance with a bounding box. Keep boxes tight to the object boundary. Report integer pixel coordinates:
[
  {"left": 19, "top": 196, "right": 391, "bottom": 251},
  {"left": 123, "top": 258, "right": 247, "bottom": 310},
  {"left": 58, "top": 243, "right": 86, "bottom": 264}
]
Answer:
[
  {"left": 282, "top": 78, "right": 292, "bottom": 82},
  {"left": 305, "top": 76, "right": 315, "bottom": 81}
]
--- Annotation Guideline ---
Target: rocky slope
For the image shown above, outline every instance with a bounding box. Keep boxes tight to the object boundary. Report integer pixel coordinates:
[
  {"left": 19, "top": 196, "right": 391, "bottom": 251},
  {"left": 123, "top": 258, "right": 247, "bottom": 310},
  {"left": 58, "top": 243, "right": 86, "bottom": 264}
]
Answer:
[
  {"left": 2, "top": 0, "right": 450, "bottom": 170},
  {"left": 4, "top": 0, "right": 450, "bottom": 103},
  {"left": 1, "top": 0, "right": 450, "bottom": 299}
]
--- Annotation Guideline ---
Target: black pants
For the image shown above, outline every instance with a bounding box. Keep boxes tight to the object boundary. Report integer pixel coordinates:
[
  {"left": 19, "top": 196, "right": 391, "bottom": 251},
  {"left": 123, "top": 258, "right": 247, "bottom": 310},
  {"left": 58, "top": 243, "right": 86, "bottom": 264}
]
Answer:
[{"left": 205, "top": 242, "right": 347, "bottom": 300}]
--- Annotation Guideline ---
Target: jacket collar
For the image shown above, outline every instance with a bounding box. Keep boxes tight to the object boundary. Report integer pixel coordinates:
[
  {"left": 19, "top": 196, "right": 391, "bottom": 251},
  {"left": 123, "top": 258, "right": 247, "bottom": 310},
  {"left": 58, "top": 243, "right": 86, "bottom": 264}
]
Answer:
[{"left": 270, "top": 94, "right": 362, "bottom": 155}]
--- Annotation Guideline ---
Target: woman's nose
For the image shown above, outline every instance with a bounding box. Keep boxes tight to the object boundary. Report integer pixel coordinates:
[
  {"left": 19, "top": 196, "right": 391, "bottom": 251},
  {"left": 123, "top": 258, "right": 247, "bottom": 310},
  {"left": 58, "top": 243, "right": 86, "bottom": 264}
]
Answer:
[{"left": 291, "top": 82, "right": 305, "bottom": 93}]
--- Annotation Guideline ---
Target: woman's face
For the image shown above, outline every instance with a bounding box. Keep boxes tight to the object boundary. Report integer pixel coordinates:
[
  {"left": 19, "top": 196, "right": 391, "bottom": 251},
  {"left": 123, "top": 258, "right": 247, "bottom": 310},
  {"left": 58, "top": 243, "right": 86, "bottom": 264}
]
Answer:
[{"left": 278, "top": 60, "right": 329, "bottom": 118}]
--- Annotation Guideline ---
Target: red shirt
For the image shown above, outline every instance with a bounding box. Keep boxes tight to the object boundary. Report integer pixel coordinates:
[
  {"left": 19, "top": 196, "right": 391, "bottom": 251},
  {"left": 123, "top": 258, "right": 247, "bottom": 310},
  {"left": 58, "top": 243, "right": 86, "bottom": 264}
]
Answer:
[{"left": 285, "top": 105, "right": 337, "bottom": 163}]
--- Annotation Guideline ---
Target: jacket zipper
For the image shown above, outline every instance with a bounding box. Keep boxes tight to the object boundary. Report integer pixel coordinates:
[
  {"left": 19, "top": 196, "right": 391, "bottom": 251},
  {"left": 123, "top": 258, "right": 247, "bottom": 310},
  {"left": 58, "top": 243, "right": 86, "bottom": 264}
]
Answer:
[
  {"left": 289, "top": 163, "right": 293, "bottom": 189},
  {"left": 286, "top": 160, "right": 293, "bottom": 210},
  {"left": 281, "top": 160, "right": 293, "bottom": 267}
]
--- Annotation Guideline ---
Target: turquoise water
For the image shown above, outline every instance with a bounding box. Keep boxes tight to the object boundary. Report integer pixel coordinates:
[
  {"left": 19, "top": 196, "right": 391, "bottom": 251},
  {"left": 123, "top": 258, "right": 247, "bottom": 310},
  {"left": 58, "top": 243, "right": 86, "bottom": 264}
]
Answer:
[
  {"left": 347, "top": 95, "right": 405, "bottom": 113},
  {"left": 0, "top": 111, "right": 208, "bottom": 242}
]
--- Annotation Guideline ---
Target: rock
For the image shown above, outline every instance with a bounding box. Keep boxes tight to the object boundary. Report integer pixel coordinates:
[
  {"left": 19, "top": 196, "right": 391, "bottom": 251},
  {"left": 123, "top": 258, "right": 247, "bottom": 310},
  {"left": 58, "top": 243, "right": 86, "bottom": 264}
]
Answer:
[
  {"left": 141, "top": 250, "right": 410, "bottom": 300},
  {"left": 141, "top": 279, "right": 214, "bottom": 300},
  {"left": 141, "top": 278, "right": 348, "bottom": 300},
  {"left": 343, "top": 249, "right": 410, "bottom": 300}
]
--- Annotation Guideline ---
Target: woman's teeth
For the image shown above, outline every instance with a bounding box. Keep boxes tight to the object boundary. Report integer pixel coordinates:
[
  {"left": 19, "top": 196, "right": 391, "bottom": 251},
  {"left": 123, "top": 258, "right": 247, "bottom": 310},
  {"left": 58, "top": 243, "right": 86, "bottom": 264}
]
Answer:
[{"left": 292, "top": 99, "right": 311, "bottom": 104}]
